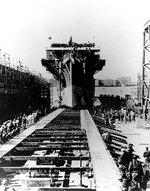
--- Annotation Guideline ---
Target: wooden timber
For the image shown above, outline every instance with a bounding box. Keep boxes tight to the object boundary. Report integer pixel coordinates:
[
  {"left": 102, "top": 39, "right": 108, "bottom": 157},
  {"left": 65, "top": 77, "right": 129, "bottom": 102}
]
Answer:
[
  {"left": 30, "top": 134, "right": 86, "bottom": 137},
  {"left": 15, "top": 146, "right": 88, "bottom": 151},
  {"left": 34, "top": 130, "right": 86, "bottom": 134},
  {"left": 97, "top": 125, "right": 127, "bottom": 138},
  {"left": 104, "top": 140, "right": 125, "bottom": 147},
  {"left": 1, "top": 166, "right": 90, "bottom": 172},
  {"left": 81, "top": 110, "right": 121, "bottom": 191},
  {"left": 8, "top": 188, "right": 96, "bottom": 191},
  {"left": 20, "top": 141, "right": 88, "bottom": 146},
  {"left": 3, "top": 156, "right": 89, "bottom": 161},
  {"left": 42, "top": 128, "right": 81, "bottom": 131},
  {"left": 25, "top": 137, "right": 87, "bottom": 141},
  {"left": 92, "top": 115, "right": 121, "bottom": 132}
]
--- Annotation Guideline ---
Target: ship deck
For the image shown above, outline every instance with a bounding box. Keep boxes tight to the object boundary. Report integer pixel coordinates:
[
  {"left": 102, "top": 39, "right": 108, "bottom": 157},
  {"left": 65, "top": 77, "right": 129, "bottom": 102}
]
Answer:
[{"left": 46, "top": 47, "right": 100, "bottom": 51}]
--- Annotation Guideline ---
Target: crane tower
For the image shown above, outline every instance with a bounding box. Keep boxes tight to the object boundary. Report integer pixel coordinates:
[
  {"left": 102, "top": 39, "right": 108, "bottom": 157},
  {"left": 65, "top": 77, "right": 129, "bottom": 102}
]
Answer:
[{"left": 142, "top": 20, "right": 150, "bottom": 112}]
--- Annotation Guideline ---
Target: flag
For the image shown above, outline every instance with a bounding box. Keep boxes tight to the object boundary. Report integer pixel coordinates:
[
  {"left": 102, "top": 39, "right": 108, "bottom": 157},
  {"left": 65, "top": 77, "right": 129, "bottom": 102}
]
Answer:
[{"left": 19, "top": 61, "right": 23, "bottom": 68}]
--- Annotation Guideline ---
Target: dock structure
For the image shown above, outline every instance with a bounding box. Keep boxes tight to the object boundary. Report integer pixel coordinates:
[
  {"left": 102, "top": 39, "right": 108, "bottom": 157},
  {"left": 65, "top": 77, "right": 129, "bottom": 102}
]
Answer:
[
  {"left": 0, "top": 109, "right": 122, "bottom": 191},
  {"left": 81, "top": 110, "right": 121, "bottom": 191},
  {"left": 0, "top": 108, "right": 64, "bottom": 158}
]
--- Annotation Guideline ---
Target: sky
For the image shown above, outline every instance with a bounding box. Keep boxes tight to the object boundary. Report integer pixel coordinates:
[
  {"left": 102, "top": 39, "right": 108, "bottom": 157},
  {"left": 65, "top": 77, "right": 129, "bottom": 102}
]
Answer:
[{"left": 0, "top": 0, "right": 150, "bottom": 81}]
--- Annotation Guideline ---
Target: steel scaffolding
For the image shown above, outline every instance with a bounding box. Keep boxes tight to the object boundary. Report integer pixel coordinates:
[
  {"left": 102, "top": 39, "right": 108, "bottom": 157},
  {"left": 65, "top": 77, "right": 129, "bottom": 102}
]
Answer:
[
  {"left": 142, "top": 20, "right": 150, "bottom": 112},
  {"left": 0, "top": 50, "right": 50, "bottom": 122}
]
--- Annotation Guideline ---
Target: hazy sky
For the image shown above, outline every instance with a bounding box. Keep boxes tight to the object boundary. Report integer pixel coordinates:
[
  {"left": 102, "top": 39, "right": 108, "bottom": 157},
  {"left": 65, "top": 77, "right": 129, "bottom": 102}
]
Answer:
[{"left": 0, "top": 0, "right": 150, "bottom": 81}]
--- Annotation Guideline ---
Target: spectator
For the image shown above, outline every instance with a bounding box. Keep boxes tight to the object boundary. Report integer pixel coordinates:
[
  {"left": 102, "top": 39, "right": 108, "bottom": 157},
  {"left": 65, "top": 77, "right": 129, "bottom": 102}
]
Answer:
[
  {"left": 118, "top": 148, "right": 129, "bottom": 168},
  {"left": 143, "top": 147, "right": 150, "bottom": 167},
  {"left": 141, "top": 163, "right": 149, "bottom": 191},
  {"left": 128, "top": 172, "right": 141, "bottom": 191},
  {"left": 22, "top": 114, "right": 27, "bottom": 130},
  {"left": 127, "top": 144, "right": 134, "bottom": 164},
  {"left": 128, "top": 155, "right": 143, "bottom": 189},
  {"left": 120, "top": 172, "right": 131, "bottom": 191}
]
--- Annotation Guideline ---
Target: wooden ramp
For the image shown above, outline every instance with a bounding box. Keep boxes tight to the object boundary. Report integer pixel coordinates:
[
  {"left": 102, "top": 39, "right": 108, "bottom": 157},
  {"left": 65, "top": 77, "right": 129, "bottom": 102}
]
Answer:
[
  {"left": 81, "top": 110, "right": 121, "bottom": 191},
  {"left": 0, "top": 108, "right": 64, "bottom": 158}
]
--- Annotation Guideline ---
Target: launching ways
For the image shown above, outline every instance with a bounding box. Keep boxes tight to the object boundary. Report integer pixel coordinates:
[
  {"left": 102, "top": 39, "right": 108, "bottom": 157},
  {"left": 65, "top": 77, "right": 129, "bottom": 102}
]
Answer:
[
  {"left": 0, "top": 108, "right": 64, "bottom": 158},
  {"left": 81, "top": 111, "right": 121, "bottom": 191},
  {"left": 0, "top": 109, "right": 123, "bottom": 191}
]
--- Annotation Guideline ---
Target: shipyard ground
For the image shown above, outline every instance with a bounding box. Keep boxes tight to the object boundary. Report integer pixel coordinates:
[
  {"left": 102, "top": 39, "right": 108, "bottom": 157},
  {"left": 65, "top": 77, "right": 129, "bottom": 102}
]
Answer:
[{"left": 115, "top": 120, "right": 150, "bottom": 190}]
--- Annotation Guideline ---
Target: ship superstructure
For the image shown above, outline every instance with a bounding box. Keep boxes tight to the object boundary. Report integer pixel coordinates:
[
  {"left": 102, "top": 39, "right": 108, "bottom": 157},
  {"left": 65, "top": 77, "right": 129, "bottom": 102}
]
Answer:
[{"left": 41, "top": 39, "right": 105, "bottom": 107}]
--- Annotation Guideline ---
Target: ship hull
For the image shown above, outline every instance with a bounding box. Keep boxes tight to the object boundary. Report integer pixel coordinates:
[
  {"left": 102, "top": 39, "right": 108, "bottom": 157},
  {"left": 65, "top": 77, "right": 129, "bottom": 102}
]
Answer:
[
  {"left": 41, "top": 41, "right": 105, "bottom": 108},
  {"left": 59, "top": 85, "right": 95, "bottom": 107},
  {"left": 62, "top": 85, "right": 86, "bottom": 107}
]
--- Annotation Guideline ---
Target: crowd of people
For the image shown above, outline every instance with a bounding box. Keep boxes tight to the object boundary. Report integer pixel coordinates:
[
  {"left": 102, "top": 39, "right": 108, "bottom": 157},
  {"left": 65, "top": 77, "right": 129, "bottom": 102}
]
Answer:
[
  {"left": 117, "top": 144, "right": 150, "bottom": 191},
  {"left": 97, "top": 107, "right": 136, "bottom": 125},
  {"left": 0, "top": 108, "right": 46, "bottom": 144},
  {"left": 93, "top": 100, "right": 150, "bottom": 190}
]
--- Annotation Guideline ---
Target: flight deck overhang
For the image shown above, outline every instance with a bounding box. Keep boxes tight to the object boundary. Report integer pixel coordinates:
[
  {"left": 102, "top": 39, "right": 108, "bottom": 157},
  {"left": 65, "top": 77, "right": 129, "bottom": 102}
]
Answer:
[{"left": 46, "top": 47, "right": 100, "bottom": 52}]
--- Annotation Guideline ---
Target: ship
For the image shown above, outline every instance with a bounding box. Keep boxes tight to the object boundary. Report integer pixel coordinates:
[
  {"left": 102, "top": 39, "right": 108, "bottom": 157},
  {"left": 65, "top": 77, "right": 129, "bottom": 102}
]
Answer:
[{"left": 41, "top": 38, "right": 105, "bottom": 107}]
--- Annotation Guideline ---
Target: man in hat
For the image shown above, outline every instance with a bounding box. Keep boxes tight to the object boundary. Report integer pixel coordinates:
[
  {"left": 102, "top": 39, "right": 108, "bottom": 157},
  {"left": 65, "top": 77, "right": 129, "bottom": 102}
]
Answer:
[
  {"left": 128, "top": 155, "right": 143, "bottom": 189},
  {"left": 118, "top": 147, "right": 129, "bottom": 168},
  {"left": 126, "top": 143, "right": 134, "bottom": 166},
  {"left": 143, "top": 147, "right": 150, "bottom": 167},
  {"left": 141, "top": 163, "right": 149, "bottom": 191}
]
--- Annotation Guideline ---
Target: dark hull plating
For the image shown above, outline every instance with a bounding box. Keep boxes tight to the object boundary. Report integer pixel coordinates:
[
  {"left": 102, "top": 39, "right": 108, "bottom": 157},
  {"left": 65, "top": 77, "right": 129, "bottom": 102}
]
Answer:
[{"left": 41, "top": 42, "right": 105, "bottom": 107}]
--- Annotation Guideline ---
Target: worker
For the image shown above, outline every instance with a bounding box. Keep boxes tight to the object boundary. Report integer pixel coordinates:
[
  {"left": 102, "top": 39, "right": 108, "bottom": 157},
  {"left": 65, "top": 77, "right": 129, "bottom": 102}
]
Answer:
[
  {"left": 128, "top": 155, "right": 143, "bottom": 190},
  {"left": 141, "top": 163, "right": 149, "bottom": 191},
  {"left": 143, "top": 147, "right": 150, "bottom": 167}
]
